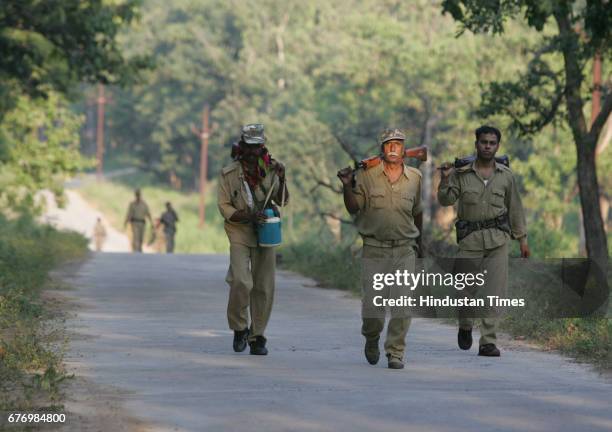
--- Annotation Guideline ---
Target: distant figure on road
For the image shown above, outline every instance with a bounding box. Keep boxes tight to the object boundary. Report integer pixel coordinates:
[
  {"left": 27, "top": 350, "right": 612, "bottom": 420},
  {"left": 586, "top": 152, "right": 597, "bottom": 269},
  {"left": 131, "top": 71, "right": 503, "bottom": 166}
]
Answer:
[
  {"left": 93, "top": 217, "right": 107, "bottom": 252},
  {"left": 218, "top": 123, "right": 289, "bottom": 356},
  {"left": 124, "top": 189, "right": 153, "bottom": 253},
  {"left": 160, "top": 202, "right": 179, "bottom": 253}
]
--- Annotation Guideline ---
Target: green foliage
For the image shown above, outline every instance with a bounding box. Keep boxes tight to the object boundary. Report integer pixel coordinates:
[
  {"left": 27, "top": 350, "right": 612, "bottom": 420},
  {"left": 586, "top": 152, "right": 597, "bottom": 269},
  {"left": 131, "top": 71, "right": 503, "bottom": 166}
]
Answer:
[
  {"left": 442, "top": 0, "right": 611, "bottom": 50},
  {"left": 0, "top": 0, "right": 150, "bottom": 118},
  {"left": 0, "top": 215, "right": 88, "bottom": 410},
  {"left": 442, "top": 0, "right": 611, "bottom": 137},
  {"left": 101, "top": 0, "right": 550, "bottom": 238},
  {"left": 0, "top": 92, "right": 93, "bottom": 213}
]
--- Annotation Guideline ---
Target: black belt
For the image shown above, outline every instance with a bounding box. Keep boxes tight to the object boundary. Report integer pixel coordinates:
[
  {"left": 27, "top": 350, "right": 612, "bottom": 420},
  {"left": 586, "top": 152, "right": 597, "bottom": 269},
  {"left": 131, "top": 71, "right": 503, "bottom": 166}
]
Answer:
[
  {"left": 362, "top": 237, "right": 415, "bottom": 248},
  {"left": 455, "top": 213, "right": 510, "bottom": 243}
]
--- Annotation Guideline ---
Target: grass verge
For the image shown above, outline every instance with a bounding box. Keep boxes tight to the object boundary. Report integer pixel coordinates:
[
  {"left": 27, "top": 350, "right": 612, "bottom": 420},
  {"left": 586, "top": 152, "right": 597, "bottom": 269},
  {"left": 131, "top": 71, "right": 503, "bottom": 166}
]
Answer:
[{"left": 0, "top": 214, "right": 88, "bottom": 413}]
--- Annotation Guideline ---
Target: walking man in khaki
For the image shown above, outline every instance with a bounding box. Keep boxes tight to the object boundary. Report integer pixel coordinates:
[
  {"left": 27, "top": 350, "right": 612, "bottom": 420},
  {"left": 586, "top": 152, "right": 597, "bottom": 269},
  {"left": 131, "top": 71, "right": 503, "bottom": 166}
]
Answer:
[
  {"left": 218, "top": 124, "right": 289, "bottom": 356},
  {"left": 93, "top": 217, "right": 107, "bottom": 252},
  {"left": 124, "top": 189, "right": 153, "bottom": 253},
  {"left": 338, "top": 128, "right": 423, "bottom": 369},
  {"left": 438, "top": 125, "right": 529, "bottom": 357}
]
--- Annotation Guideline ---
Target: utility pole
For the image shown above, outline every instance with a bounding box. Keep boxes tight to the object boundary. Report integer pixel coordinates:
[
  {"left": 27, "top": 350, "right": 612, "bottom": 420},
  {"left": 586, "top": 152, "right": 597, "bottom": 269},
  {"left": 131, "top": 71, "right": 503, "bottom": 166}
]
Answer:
[
  {"left": 96, "top": 84, "right": 106, "bottom": 181},
  {"left": 192, "top": 105, "right": 210, "bottom": 228}
]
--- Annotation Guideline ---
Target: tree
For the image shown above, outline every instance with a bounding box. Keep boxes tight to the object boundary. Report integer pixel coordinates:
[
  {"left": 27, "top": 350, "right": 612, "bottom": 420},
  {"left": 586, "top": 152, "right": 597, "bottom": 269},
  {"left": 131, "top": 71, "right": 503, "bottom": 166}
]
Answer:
[
  {"left": 0, "top": 0, "right": 149, "bottom": 118},
  {"left": 442, "top": 0, "right": 611, "bottom": 266},
  {"left": 0, "top": 92, "right": 91, "bottom": 212}
]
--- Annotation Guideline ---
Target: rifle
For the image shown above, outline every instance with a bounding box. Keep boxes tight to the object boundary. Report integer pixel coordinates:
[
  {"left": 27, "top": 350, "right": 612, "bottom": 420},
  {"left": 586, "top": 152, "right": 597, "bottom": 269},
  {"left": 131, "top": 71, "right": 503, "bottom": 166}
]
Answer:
[
  {"left": 355, "top": 145, "right": 428, "bottom": 170},
  {"left": 337, "top": 145, "right": 428, "bottom": 187},
  {"left": 438, "top": 154, "right": 510, "bottom": 170}
]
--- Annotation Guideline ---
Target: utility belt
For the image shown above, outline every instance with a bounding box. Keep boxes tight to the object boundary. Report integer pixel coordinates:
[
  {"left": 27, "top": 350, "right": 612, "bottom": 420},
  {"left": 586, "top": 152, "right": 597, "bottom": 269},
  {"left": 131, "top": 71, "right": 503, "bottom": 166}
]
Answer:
[
  {"left": 362, "top": 237, "right": 416, "bottom": 248},
  {"left": 130, "top": 218, "right": 145, "bottom": 223},
  {"left": 455, "top": 213, "right": 510, "bottom": 243}
]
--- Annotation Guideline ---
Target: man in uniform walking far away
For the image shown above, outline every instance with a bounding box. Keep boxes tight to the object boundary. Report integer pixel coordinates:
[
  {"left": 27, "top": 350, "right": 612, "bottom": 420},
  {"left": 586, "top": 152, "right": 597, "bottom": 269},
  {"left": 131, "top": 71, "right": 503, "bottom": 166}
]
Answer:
[
  {"left": 218, "top": 124, "right": 289, "bottom": 356},
  {"left": 438, "top": 125, "right": 529, "bottom": 357},
  {"left": 160, "top": 202, "right": 179, "bottom": 253},
  {"left": 124, "top": 189, "right": 154, "bottom": 253},
  {"left": 338, "top": 128, "right": 423, "bottom": 370},
  {"left": 93, "top": 217, "right": 107, "bottom": 252}
]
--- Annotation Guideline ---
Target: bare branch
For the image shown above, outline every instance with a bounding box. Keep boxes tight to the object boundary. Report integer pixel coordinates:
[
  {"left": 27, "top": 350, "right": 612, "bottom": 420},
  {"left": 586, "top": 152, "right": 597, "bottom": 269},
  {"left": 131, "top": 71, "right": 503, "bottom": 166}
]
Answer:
[
  {"left": 332, "top": 132, "right": 359, "bottom": 162},
  {"left": 310, "top": 179, "right": 342, "bottom": 194}
]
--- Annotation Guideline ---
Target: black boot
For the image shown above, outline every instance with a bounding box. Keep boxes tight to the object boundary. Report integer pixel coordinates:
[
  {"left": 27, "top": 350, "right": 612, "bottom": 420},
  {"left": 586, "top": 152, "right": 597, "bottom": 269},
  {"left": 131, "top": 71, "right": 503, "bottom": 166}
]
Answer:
[
  {"left": 233, "top": 328, "right": 249, "bottom": 352},
  {"left": 249, "top": 336, "right": 268, "bottom": 356},
  {"left": 364, "top": 337, "right": 380, "bottom": 365},
  {"left": 458, "top": 328, "right": 473, "bottom": 350},
  {"left": 478, "top": 344, "right": 500, "bottom": 357}
]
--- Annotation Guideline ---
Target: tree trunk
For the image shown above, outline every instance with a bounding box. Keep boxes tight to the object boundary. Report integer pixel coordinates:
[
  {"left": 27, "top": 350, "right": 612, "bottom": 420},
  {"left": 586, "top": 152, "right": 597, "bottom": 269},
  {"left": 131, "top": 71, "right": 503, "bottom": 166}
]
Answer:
[
  {"left": 575, "top": 139, "right": 608, "bottom": 263},
  {"left": 554, "top": 9, "right": 608, "bottom": 270}
]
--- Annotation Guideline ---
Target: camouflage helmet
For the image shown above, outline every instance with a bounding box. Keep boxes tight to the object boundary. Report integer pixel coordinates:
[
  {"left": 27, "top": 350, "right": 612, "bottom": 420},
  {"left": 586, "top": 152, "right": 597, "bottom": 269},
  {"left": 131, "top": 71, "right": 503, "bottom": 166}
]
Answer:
[
  {"left": 379, "top": 128, "right": 406, "bottom": 145},
  {"left": 241, "top": 123, "right": 266, "bottom": 145}
]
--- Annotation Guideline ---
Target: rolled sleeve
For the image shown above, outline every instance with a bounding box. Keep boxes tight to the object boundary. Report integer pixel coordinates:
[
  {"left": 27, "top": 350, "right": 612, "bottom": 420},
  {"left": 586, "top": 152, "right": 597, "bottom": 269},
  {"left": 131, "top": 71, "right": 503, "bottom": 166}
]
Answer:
[
  {"left": 437, "top": 171, "right": 460, "bottom": 206},
  {"left": 352, "top": 171, "right": 366, "bottom": 211}
]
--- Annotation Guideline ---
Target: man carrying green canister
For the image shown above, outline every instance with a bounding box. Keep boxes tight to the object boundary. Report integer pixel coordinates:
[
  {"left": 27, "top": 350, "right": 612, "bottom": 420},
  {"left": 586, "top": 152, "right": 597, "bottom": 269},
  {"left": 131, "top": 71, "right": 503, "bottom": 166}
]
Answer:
[
  {"left": 438, "top": 125, "right": 529, "bottom": 357},
  {"left": 218, "top": 124, "right": 289, "bottom": 356},
  {"left": 338, "top": 128, "right": 423, "bottom": 370}
]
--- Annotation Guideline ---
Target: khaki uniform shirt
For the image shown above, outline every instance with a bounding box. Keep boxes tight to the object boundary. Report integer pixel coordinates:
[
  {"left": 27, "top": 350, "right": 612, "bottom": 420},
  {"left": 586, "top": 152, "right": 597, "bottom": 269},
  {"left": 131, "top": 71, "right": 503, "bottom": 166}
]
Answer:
[
  {"left": 125, "top": 200, "right": 151, "bottom": 223},
  {"left": 437, "top": 161, "right": 527, "bottom": 251},
  {"left": 218, "top": 160, "right": 288, "bottom": 247},
  {"left": 94, "top": 221, "right": 107, "bottom": 238},
  {"left": 353, "top": 163, "right": 423, "bottom": 241}
]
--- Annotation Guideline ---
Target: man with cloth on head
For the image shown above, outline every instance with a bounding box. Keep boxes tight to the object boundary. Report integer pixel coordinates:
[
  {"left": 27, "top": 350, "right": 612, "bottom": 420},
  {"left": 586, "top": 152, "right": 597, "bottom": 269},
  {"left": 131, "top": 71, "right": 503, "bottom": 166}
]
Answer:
[{"left": 218, "top": 124, "right": 289, "bottom": 356}]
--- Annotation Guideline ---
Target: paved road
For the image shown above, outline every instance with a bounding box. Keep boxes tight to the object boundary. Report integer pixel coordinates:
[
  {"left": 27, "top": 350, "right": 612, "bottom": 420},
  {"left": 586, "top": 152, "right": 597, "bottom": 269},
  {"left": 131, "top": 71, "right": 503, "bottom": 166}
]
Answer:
[{"left": 61, "top": 253, "right": 612, "bottom": 432}]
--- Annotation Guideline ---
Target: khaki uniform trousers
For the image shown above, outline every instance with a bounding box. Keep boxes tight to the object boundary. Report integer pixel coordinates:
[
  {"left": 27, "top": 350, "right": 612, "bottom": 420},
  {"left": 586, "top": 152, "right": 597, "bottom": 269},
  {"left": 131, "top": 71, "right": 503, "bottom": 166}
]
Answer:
[
  {"left": 131, "top": 221, "right": 146, "bottom": 252},
  {"left": 226, "top": 243, "right": 275, "bottom": 342},
  {"left": 456, "top": 242, "right": 508, "bottom": 346},
  {"left": 94, "top": 236, "right": 104, "bottom": 252},
  {"left": 361, "top": 243, "right": 415, "bottom": 359}
]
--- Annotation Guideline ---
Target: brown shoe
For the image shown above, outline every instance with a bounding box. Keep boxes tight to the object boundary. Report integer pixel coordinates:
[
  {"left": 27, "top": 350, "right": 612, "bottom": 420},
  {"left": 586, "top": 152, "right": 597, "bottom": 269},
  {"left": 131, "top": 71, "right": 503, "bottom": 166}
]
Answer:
[
  {"left": 387, "top": 354, "right": 404, "bottom": 369},
  {"left": 478, "top": 344, "right": 500, "bottom": 357}
]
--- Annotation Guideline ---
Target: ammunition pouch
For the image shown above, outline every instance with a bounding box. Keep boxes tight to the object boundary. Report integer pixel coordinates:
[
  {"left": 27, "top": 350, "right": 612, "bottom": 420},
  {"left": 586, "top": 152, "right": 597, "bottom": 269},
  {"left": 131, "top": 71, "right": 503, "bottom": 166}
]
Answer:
[{"left": 455, "top": 213, "right": 511, "bottom": 243}]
